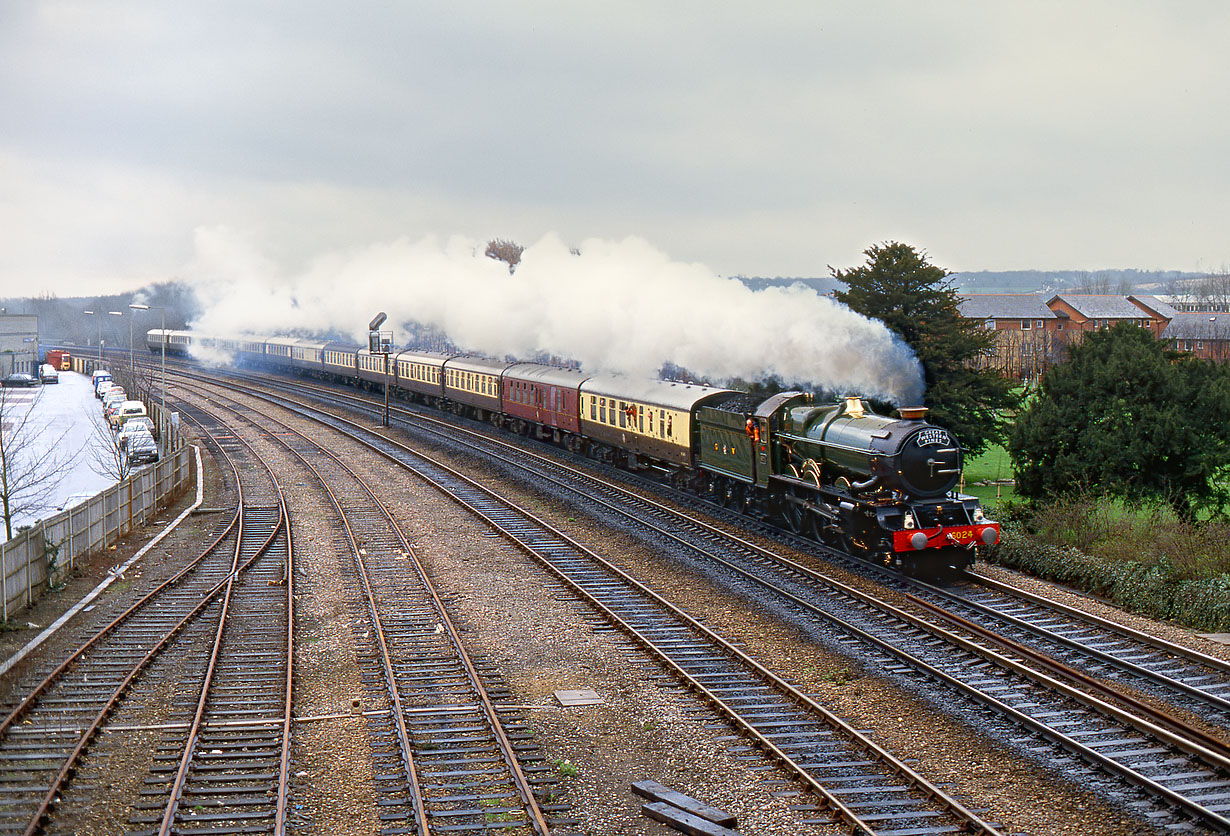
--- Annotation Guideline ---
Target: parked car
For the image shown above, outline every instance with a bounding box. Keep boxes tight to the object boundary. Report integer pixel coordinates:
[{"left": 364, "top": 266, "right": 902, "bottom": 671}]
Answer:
[
  {"left": 125, "top": 430, "right": 160, "bottom": 466},
  {"left": 110, "top": 400, "right": 148, "bottom": 429},
  {"left": 118, "top": 417, "right": 158, "bottom": 444},
  {"left": 93, "top": 370, "right": 113, "bottom": 397},
  {"left": 39, "top": 364, "right": 59, "bottom": 384},
  {"left": 95, "top": 379, "right": 114, "bottom": 400},
  {"left": 102, "top": 389, "right": 128, "bottom": 417},
  {"left": 2, "top": 372, "right": 38, "bottom": 387}
]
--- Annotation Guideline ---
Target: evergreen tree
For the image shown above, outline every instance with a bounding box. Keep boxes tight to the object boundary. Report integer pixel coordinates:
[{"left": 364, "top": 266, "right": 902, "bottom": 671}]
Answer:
[
  {"left": 1009, "top": 323, "right": 1230, "bottom": 520},
  {"left": 831, "top": 242, "right": 1016, "bottom": 456}
]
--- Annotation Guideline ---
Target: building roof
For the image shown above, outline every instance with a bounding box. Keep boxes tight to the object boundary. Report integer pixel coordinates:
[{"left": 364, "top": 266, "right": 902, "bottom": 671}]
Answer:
[
  {"left": 1163, "top": 313, "right": 1230, "bottom": 340},
  {"left": 958, "top": 294, "right": 1055, "bottom": 319},
  {"left": 1047, "top": 294, "right": 1163, "bottom": 319},
  {"left": 1128, "top": 295, "right": 1179, "bottom": 319}
]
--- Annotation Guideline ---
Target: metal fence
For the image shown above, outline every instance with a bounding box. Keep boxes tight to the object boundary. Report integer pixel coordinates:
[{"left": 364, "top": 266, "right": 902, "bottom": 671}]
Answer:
[{"left": 1, "top": 372, "right": 194, "bottom": 622}]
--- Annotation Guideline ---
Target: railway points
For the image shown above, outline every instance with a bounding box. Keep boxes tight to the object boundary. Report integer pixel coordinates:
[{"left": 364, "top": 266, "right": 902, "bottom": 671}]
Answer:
[{"left": 3, "top": 351, "right": 1229, "bottom": 835}]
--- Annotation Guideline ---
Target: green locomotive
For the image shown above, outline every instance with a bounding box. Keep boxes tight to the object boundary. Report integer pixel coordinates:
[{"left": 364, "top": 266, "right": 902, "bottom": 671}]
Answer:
[{"left": 696, "top": 393, "right": 998, "bottom": 574}]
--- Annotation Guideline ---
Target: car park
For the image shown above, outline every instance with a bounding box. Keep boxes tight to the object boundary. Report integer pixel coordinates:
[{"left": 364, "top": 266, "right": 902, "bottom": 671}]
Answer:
[
  {"left": 125, "top": 430, "right": 160, "bottom": 466},
  {"left": 2, "top": 372, "right": 38, "bottom": 387},
  {"left": 39, "top": 364, "right": 59, "bottom": 384}
]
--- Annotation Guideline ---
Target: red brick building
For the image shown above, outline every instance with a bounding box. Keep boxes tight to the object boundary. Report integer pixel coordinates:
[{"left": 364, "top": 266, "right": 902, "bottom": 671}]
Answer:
[
  {"left": 1163, "top": 313, "right": 1230, "bottom": 362},
  {"left": 1044, "top": 294, "right": 1175, "bottom": 339},
  {"left": 958, "top": 294, "right": 1064, "bottom": 379}
]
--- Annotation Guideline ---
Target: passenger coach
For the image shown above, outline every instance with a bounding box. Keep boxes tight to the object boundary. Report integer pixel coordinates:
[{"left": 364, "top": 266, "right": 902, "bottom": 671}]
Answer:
[
  {"left": 579, "top": 376, "right": 733, "bottom": 470},
  {"left": 502, "top": 364, "right": 590, "bottom": 444}
]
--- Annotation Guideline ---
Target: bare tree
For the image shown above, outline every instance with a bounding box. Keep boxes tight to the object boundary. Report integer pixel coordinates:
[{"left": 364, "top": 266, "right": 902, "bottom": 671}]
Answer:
[
  {"left": 0, "top": 386, "right": 73, "bottom": 540},
  {"left": 1073, "top": 271, "right": 1112, "bottom": 294},
  {"left": 82, "top": 408, "right": 133, "bottom": 483},
  {"left": 1195, "top": 272, "right": 1230, "bottom": 312},
  {"left": 485, "top": 239, "right": 524, "bottom": 274}
]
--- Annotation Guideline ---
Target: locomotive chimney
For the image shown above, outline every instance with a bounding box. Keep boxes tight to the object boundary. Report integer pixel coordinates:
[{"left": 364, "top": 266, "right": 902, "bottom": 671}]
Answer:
[
  {"left": 898, "top": 406, "right": 928, "bottom": 420},
  {"left": 843, "top": 396, "right": 865, "bottom": 418}
]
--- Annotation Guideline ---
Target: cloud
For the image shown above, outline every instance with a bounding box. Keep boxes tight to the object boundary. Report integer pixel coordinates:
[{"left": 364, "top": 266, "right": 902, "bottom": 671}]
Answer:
[{"left": 1, "top": 2, "right": 1228, "bottom": 296}]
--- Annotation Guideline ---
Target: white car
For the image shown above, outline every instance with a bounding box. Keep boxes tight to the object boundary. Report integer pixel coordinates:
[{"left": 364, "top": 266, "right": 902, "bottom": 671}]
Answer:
[
  {"left": 40, "top": 364, "right": 59, "bottom": 384},
  {"left": 118, "top": 417, "right": 157, "bottom": 443},
  {"left": 102, "top": 389, "right": 127, "bottom": 416}
]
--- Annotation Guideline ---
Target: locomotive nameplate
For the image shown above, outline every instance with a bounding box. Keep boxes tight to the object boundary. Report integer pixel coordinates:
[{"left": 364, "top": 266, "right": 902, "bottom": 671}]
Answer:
[{"left": 913, "top": 428, "right": 951, "bottom": 447}]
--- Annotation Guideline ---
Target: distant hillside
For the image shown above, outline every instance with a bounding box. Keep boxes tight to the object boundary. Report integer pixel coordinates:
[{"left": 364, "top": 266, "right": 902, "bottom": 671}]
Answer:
[
  {"left": 949, "top": 270, "right": 1206, "bottom": 295},
  {"left": 1, "top": 281, "right": 196, "bottom": 348},
  {"left": 735, "top": 276, "right": 840, "bottom": 295},
  {"left": 738, "top": 270, "right": 1209, "bottom": 297}
]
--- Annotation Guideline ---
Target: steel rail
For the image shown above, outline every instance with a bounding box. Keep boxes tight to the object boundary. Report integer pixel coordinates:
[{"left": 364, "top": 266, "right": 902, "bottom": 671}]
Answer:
[
  {"left": 150, "top": 392, "right": 295, "bottom": 836},
  {"left": 970, "top": 573, "right": 1230, "bottom": 674},
  {"left": 0, "top": 510, "right": 239, "bottom": 740},
  {"left": 10, "top": 413, "right": 247, "bottom": 836},
  {"left": 154, "top": 500, "right": 287, "bottom": 836},
  {"left": 220, "top": 385, "right": 1001, "bottom": 836},
  {"left": 16, "top": 412, "right": 275, "bottom": 836},
  {"left": 194, "top": 382, "right": 554, "bottom": 835},
  {"left": 900, "top": 590, "right": 1230, "bottom": 759}
]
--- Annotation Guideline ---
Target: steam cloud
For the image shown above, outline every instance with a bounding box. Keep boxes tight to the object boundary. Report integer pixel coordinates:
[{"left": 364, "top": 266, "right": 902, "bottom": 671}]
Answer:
[{"left": 187, "top": 229, "right": 925, "bottom": 403}]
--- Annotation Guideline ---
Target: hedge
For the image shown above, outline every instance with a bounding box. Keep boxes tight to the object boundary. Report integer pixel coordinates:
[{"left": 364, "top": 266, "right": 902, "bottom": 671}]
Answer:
[{"left": 987, "top": 531, "right": 1230, "bottom": 633}]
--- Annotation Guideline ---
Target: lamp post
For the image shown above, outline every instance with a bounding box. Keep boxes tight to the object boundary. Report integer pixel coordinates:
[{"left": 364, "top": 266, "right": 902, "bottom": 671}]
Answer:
[
  {"left": 129, "top": 303, "right": 165, "bottom": 426},
  {"left": 83, "top": 310, "right": 101, "bottom": 364},
  {"left": 84, "top": 310, "right": 123, "bottom": 366}
]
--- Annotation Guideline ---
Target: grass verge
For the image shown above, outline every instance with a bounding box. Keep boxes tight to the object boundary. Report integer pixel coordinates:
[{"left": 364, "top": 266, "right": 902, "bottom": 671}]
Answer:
[{"left": 986, "top": 495, "right": 1230, "bottom": 633}]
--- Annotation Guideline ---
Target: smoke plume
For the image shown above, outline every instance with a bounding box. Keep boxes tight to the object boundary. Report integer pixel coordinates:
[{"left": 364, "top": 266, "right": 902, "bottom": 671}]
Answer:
[{"left": 187, "top": 229, "right": 925, "bottom": 403}]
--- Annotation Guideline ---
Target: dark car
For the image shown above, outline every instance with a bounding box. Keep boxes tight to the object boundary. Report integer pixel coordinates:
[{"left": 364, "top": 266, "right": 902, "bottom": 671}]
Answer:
[
  {"left": 2, "top": 373, "right": 38, "bottom": 387},
  {"left": 125, "top": 431, "right": 160, "bottom": 466}
]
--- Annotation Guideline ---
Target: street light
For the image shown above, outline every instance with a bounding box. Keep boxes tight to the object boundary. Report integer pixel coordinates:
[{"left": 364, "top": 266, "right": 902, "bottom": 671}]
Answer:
[
  {"left": 84, "top": 310, "right": 123, "bottom": 365},
  {"left": 129, "top": 303, "right": 165, "bottom": 427},
  {"left": 83, "top": 310, "right": 101, "bottom": 363}
]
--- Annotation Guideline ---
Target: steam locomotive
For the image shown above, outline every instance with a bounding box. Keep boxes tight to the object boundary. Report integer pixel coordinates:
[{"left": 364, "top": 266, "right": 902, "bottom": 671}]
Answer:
[{"left": 148, "top": 329, "right": 998, "bottom": 574}]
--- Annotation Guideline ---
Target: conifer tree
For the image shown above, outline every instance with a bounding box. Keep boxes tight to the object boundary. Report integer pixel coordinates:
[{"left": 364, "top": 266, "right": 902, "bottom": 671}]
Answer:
[
  {"left": 832, "top": 242, "right": 1016, "bottom": 456},
  {"left": 1009, "top": 323, "right": 1230, "bottom": 520}
]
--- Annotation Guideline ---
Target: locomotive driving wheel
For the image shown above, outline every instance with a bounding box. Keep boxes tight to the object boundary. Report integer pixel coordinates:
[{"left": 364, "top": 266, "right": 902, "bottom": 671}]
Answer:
[{"left": 782, "top": 493, "right": 806, "bottom": 534}]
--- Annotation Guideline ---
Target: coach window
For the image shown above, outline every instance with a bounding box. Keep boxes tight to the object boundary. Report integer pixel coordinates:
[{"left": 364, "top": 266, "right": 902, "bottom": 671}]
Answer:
[
  {"left": 638, "top": 407, "right": 644, "bottom": 432},
  {"left": 618, "top": 402, "right": 626, "bottom": 428},
  {"left": 590, "top": 397, "right": 597, "bottom": 420}
]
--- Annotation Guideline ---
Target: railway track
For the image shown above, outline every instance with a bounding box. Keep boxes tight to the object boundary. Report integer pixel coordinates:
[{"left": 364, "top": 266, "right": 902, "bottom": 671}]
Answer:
[
  {"left": 128, "top": 400, "right": 294, "bottom": 836},
  {"left": 179, "top": 385, "right": 565, "bottom": 835},
  {"left": 179, "top": 365, "right": 1230, "bottom": 832},
  {"left": 180, "top": 373, "right": 1003, "bottom": 836},
  {"left": 0, "top": 401, "right": 292, "bottom": 836}
]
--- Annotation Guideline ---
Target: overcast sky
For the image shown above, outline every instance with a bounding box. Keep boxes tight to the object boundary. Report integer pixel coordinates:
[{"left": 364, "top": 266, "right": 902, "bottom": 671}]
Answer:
[{"left": 2, "top": 1, "right": 1228, "bottom": 298}]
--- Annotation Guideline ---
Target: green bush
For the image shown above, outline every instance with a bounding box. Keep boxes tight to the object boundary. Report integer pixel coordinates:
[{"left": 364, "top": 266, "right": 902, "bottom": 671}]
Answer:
[{"left": 988, "top": 524, "right": 1230, "bottom": 632}]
